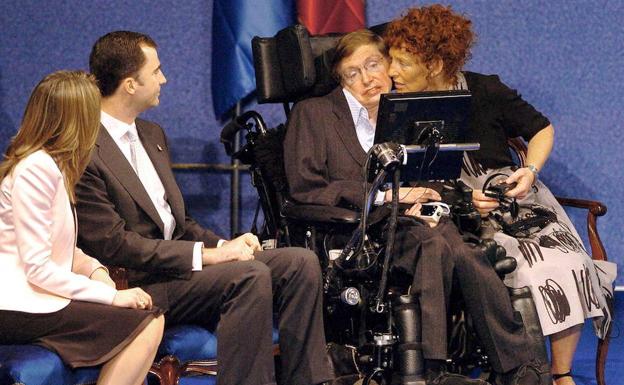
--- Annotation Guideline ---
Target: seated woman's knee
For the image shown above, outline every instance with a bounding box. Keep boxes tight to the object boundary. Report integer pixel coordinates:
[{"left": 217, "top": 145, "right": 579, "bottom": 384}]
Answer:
[{"left": 137, "top": 314, "right": 165, "bottom": 353}]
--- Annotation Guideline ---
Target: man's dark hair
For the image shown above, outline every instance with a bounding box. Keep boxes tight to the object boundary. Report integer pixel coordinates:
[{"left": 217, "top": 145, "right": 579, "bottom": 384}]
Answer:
[{"left": 89, "top": 31, "right": 157, "bottom": 97}]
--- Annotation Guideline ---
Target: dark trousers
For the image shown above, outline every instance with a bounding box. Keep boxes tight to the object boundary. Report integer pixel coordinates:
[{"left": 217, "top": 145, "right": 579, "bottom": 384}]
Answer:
[
  {"left": 142, "top": 247, "right": 331, "bottom": 385},
  {"left": 393, "top": 218, "right": 531, "bottom": 373}
]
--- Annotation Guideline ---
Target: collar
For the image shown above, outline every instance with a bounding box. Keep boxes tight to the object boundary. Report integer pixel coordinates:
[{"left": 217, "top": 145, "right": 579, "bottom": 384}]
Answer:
[
  {"left": 453, "top": 72, "right": 468, "bottom": 91},
  {"left": 342, "top": 88, "right": 370, "bottom": 127},
  {"left": 101, "top": 110, "right": 138, "bottom": 141}
]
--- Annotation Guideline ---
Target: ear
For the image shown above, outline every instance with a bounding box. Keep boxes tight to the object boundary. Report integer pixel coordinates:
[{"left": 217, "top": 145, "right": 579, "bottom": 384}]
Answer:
[
  {"left": 120, "top": 77, "right": 137, "bottom": 95},
  {"left": 427, "top": 58, "right": 444, "bottom": 79}
]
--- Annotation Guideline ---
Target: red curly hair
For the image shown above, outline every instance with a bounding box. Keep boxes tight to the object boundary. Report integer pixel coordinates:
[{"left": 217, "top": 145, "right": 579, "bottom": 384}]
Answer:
[{"left": 384, "top": 4, "right": 475, "bottom": 83}]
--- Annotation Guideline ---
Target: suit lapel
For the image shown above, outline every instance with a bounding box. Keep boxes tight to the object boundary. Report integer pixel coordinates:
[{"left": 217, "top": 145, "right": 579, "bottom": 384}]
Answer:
[
  {"left": 95, "top": 126, "right": 165, "bottom": 233},
  {"left": 136, "top": 120, "right": 186, "bottom": 235},
  {"left": 328, "top": 88, "right": 367, "bottom": 167}
]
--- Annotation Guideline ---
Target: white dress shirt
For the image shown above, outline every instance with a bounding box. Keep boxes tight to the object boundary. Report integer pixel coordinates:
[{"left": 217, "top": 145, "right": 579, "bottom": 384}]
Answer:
[
  {"left": 343, "top": 88, "right": 376, "bottom": 152},
  {"left": 100, "top": 111, "right": 205, "bottom": 270},
  {"left": 342, "top": 89, "right": 386, "bottom": 205}
]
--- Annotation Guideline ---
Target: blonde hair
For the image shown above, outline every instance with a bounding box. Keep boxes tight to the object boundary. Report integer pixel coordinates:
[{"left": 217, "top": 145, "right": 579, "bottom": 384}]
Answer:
[{"left": 0, "top": 70, "right": 101, "bottom": 202}]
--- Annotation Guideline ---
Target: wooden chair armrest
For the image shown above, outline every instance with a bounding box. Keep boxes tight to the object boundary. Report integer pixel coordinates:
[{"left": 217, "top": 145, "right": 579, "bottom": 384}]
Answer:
[
  {"left": 508, "top": 137, "right": 528, "bottom": 166},
  {"left": 555, "top": 196, "right": 608, "bottom": 262},
  {"left": 108, "top": 266, "right": 129, "bottom": 289}
]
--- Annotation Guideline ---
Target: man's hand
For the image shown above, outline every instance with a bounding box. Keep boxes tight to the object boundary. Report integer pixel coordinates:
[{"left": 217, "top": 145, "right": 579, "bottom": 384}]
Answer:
[
  {"left": 202, "top": 233, "right": 261, "bottom": 265},
  {"left": 472, "top": 189, "right": 500, "bottom": 217},
  {"left": 504, "top": 168, "right": 534, "bottom": 199},
  {"left": 403, "top": 202, "right": 439, "bottom": 227},
  {"left": 386, "top": 187, "right": 441, "bottom": 204},
  {"left": 404, "top": 202, "right": 422, "bottom": 217},
  {"left": 89, "top": 267, "right": 116, "bottom": 288}
]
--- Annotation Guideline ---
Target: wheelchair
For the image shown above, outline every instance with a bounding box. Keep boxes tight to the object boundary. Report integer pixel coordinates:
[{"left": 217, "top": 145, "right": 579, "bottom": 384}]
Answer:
[{"left": 221, "top": 24, "right": 551, "bottom": 385}]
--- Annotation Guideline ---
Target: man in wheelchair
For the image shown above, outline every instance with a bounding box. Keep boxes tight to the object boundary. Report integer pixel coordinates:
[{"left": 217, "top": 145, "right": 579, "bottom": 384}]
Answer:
[{"left": 283, "top": 30, "right": 547, "bottom": 385}]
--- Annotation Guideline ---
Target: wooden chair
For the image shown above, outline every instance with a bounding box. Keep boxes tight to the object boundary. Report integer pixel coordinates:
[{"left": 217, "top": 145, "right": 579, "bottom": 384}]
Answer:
[
  {"left": 108, "top": 266, "right": 280, "bottom": 385},
  {"left": 0, "top": 267, "right": 174, "bottom": 385},
  {"left": 508, "top": 137, "right": 612, "bottom": 385},
  {"left": 108, "top": 266, "right": 218, "bottom": 385}
]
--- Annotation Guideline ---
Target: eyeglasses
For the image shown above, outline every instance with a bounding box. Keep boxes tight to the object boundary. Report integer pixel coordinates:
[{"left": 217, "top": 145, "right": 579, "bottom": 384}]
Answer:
[{"left": 341, "top": 57, "right": 385, "bottom": 85}]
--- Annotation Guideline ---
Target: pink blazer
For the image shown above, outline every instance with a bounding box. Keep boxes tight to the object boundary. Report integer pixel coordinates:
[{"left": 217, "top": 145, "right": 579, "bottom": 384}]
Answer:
[{"left": 0, "top": 150, "right": 116, "bottom": 313}]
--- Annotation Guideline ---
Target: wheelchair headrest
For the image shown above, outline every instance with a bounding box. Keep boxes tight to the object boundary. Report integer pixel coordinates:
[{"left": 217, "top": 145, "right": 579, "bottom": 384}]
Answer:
[{"left": 252, "top": 24, "right": 342, "bottom": 104}]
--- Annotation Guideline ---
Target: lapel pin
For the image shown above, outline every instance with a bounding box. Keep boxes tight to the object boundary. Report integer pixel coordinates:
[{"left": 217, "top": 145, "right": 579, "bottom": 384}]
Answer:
[{"left": 157, "top": 144, "right": 163, "bottom": 152}]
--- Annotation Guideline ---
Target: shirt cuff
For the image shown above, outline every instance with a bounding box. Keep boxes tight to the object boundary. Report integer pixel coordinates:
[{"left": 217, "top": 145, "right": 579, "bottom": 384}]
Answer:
[
  {"left": 374, "top": 190, "right": 386, "bottom": 206},
  {"left": 192, "top": 242, "right": 204, "bottom": 271}
]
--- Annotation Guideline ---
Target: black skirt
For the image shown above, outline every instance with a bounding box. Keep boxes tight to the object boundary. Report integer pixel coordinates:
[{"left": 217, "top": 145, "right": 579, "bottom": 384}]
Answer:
[{"left": 0, "top": 300, "right": 162, "bottom": 368}]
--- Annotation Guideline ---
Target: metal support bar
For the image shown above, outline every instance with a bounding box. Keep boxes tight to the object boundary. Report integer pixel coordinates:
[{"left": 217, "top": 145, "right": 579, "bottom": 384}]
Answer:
[
  {"left": 172, "top": 163, "right": 249, "bottom": 171},
  {"left": 230, "top": 102, "right": 242, "bottom": 237}
]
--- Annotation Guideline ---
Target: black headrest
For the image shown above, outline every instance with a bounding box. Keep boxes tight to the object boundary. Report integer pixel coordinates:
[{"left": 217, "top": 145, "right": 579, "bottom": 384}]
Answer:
[{"left": 252, "top": 24, "right": 342, "bottom": 104}]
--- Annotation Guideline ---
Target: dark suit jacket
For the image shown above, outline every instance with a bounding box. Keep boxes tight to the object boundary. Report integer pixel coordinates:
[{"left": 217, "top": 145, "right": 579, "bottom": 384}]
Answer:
[
  {"left": 75, "top": 119, "right": 220, "bottom": 286},
  {"left": 284, "top": 87, "right": 368, "bottom": 208}
]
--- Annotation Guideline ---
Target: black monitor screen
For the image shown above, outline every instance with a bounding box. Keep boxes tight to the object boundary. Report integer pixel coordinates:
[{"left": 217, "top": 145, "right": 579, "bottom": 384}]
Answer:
[
  {"left": 374, "top": 90, "right": 474, "bottom": 181},
  {"left": 374, "top": 90, "right": 471, "bottom": 145}
]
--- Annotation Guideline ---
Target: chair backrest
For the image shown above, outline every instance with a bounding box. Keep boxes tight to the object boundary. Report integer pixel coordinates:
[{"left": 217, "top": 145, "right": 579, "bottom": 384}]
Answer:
[
  {"left": 250, "top": 23, "right": 351, "bottom": 197},
  {"left": 251, "top": 23, "right": 389, "bottom": 107},
  {"left": 248, "top": 25, "right": 344, "bottom": 242},
  {"left": 252, "top": 24, "right": 342, "bottom": 108}
]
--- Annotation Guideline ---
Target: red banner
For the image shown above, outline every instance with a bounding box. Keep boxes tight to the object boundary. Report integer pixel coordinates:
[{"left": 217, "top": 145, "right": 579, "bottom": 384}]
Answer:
[{"left": 297, "top": 0, "right": 365, "bottom": 35}]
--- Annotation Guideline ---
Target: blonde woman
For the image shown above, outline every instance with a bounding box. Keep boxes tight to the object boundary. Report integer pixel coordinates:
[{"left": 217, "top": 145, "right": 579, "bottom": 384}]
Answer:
[{"left": 0, "top": 71, "right": 164, "bottom": 385}]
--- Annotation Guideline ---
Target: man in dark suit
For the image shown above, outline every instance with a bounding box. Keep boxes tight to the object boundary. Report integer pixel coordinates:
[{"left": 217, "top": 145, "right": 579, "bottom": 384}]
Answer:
[
  {"left": 75, "top": 31, "right": 331, "bottom": 385},
  {"left": 284, "top": 30, "right": 542, "bottom": 385}
]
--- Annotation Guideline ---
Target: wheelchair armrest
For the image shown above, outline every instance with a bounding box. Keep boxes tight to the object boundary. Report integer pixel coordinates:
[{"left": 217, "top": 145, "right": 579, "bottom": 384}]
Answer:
[
  {"left": 555, "top": 196, "right": 608, "bottom": 262},
  {"left": 282, "top": 199, "right": 360, "bottom": 224}
]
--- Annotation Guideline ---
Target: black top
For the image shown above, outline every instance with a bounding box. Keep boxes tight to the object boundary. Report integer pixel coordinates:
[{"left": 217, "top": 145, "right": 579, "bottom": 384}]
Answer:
[{"left": 463, "top": 71, "right": 550, "bottom": 169}]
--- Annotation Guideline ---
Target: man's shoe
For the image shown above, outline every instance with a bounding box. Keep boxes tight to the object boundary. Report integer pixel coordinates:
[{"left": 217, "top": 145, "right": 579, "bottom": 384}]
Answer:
[
  {"left": 496, "top": 360, "right": 544, "bottom": 385},
  {"left": 427, "top": 372, "right": 490, "bottom": 385}
]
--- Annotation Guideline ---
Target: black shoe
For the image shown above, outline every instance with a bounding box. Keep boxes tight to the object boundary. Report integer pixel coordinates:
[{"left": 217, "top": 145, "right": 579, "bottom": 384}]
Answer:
[
  {"left": 427, "top": 372, "right": 490, "bottom": 385},
  {"left": 496, "top": 360, "right": 544, "bottom": 385}
]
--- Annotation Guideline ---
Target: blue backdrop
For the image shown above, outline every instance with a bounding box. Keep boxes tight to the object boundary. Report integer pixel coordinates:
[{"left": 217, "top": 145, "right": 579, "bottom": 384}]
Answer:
[{"left": 0, "top": 0, "right": 622, "bottom": 286}]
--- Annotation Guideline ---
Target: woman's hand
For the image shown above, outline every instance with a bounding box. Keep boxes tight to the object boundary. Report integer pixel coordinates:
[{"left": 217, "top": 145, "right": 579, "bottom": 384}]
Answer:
[
  {"left": 387, "top": 187, "right": 441, "bottom": 204},
  {"left": 89, "top": 267, "right": 116, "bottom": 288},
  {"left": 472, "top": 189, "right": 500, "bottom": 217},
  {"left": 504, "top": 167, "right": 535, "bottom": 199},
  {"left": 112, "top": 287, "right": 153, "bottom": 310}
]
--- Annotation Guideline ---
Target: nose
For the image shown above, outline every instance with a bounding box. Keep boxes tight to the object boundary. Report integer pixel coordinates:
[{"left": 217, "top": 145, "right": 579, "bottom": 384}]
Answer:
[
  {"left": 387, "top": 61, "right": 398, "bottom": 78},
  {"left": 160, "top": 71, "right": 167, "bottom": 85},
  {"left": 361, "top": 69, "right": 372, "bottom": 84}
]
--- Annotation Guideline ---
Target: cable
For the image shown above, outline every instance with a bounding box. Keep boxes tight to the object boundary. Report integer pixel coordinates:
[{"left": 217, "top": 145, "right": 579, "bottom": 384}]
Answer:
[{"left": 374, "top": 168, "right": 400, "bottom": 312}]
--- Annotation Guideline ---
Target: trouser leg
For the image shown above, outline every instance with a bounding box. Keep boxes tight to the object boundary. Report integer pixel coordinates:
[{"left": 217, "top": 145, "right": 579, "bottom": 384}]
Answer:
[
  {"left": 155, "top": 261, "right": 276, "bottom": 385},
  {"left": 394, "top": 218, "right": 533, "bottom": 374},
  {"left": 255, "top": 247, "right": 332, "bottom": 385},
  {"left": 394, "top": 221, "right": 456, "bottom": 361},
  {"left": 509, "top": 287, "right": 552, "bottom": 384},
  {"left": 451, "top": 238, "right": 532, "bottom": 373}
]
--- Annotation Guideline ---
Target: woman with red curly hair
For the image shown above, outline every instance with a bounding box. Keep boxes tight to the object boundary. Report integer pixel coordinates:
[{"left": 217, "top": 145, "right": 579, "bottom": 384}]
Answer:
[{"left": 385, "top": 5, "right": 615, "bottom": 385}]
